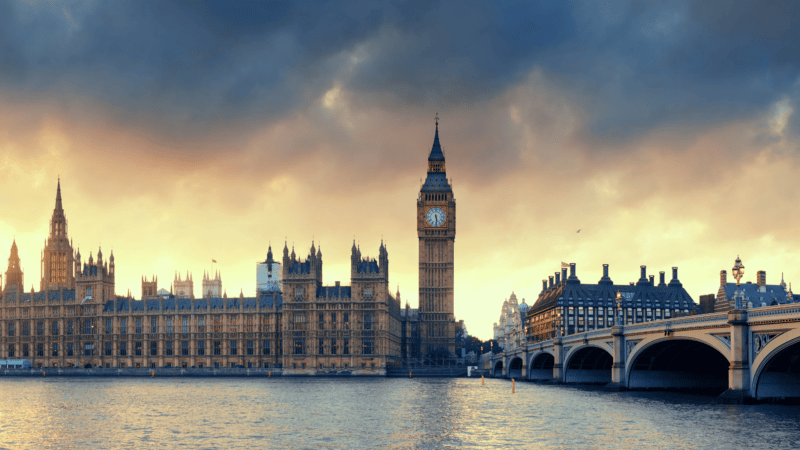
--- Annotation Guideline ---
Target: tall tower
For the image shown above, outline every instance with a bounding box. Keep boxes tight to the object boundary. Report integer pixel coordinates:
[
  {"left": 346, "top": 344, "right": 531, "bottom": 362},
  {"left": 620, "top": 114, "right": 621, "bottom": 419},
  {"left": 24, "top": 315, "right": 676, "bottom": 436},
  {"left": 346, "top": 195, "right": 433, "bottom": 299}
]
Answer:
[
  {"left": 174, "top": 271, "right": 194, "bottom": 298},
  {"left": 4, "top": 240, "right": 24, "bottom": 295},
  {"left": 202, "top": 270, "right": 222, "bottom": 297},
  {"left": 417, "top": 116, "right": 456, "bottom": 356},
  {"left": 41, "top": 179, "right": 75, "bottom": 291}
]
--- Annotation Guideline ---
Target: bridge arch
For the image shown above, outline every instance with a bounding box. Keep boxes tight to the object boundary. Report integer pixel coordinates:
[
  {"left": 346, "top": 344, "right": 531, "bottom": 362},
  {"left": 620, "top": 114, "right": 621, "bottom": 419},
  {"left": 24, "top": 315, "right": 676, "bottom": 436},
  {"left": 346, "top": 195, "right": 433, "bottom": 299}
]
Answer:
[
  {"left": 493, "top": 360, "right": 504, "bottom": 378},
  {"left": 508, "top": 357, "right": 523, "bottom": 379},
  {"left": 527, "top": 351, "right": 554, "bottom": 381},
  {"left": 751, "top": 328, "right": 800, "bottom": 400},
  {"left": 564, "top": 344, "right": 613, "bottom": 384},
  {"left": 626, "top": 337, "right": 728, "bottom": 391}
]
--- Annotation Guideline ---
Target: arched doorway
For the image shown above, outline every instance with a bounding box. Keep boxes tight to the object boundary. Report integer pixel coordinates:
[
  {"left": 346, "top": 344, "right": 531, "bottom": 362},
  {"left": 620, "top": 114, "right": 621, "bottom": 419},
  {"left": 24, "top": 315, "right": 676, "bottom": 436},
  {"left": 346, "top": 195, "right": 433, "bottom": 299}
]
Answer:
[
  {"left": 493, "top": 360, "right": 504, "bottom": 378},
  {"left": 508, "top": 357, "right": 523, "bottom": 379},
  {"left": 528, "top": 353, "right": 554, "bottom": 381},
  {"left": 755, "top": 341, "right": 800, "bottom": 400},
  {"left": 565, "top": 347, "right": 612, "bottom": 384},
  {"left": 628, "top": 339, "right": 728, "bottom": 392}
]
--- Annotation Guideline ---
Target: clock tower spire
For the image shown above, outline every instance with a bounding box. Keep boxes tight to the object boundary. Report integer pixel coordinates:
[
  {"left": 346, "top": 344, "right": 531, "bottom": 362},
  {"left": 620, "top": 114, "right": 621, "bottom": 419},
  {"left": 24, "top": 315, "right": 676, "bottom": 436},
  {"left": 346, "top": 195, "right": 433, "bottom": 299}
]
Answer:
[{"left": 417, "top": 115, "right": 456, "bottom": 357}]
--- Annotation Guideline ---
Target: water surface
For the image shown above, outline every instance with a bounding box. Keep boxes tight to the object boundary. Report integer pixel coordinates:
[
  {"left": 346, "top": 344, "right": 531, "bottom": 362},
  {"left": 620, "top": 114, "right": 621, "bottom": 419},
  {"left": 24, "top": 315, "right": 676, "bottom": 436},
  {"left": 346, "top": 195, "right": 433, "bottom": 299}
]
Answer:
[{"left": 0, "top": 378, "right": 798, "bottom": 449}]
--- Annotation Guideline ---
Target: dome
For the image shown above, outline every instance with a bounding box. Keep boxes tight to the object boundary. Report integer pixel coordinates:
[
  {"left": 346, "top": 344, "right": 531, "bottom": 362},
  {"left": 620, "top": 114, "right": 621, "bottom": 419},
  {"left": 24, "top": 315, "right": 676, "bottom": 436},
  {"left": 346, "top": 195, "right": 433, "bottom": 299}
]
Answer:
[{"left": 518, "top": 299, "right": 529, "bottom": 312}]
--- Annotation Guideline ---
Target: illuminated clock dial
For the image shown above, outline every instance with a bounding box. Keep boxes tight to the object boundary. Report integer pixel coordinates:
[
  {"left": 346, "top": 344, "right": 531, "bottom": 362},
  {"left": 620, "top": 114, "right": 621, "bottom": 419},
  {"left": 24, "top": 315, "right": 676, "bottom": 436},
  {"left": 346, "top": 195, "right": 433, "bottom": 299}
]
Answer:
[{"left": 426, "top": 207, "right": 446, "bottom": 227}]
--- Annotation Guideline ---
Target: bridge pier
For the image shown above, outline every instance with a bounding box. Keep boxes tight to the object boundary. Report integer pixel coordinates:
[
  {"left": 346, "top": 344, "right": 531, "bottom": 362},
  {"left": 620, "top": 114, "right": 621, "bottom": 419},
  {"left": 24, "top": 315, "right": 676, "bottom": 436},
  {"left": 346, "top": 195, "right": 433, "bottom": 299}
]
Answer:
[
  {"left": 551, "top": 335, "right": 564, "bottom": 383},
  {"left": 605, "top": 324, "right": 626, "bottom": 391},
  {"left": 720, "top": 309, "right": 753, "bottom": 403}
]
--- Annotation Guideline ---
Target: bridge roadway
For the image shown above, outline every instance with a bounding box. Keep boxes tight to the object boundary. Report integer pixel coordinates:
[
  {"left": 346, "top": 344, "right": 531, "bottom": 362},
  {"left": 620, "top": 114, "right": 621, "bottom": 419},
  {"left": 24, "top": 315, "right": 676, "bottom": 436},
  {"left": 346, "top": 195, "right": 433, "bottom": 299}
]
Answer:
[{"left": 491, "top": 303, "right": 800, "bottom": 401}]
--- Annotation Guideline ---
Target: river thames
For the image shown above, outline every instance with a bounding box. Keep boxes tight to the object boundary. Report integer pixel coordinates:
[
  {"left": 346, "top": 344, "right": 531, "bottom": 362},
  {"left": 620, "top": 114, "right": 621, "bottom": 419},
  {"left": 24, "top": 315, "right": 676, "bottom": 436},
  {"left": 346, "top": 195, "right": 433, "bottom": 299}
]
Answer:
[{"left": 1, "top": 377, "right": 799, "bottom": 449}]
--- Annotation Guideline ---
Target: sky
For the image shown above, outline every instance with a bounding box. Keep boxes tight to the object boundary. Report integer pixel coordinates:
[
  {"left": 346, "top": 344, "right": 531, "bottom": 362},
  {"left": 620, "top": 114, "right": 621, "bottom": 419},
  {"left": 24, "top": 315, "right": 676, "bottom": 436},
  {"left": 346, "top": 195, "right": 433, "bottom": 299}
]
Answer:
[{"left": 1, "top": 1, "right": 799, "bottom": 341}]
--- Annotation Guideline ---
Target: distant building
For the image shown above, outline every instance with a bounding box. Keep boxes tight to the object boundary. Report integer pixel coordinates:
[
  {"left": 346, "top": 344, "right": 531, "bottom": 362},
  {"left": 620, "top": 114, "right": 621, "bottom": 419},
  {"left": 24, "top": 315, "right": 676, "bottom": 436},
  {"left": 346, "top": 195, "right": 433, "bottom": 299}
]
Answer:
[
  {"left": 256, "top": 248, "right": 282, "bottom": 294},
  {"left": 526, "top": 263, "right": 696, "bottom": 343},
  {"left": 714, "top": 258, "right": 798, "bottom": 312},
  {"left": 173, "top": 272, "right": 194, "bottom": 298},
  {"left": 698, "top": 293, "right": 716, "bottom": 314},
  {"left": 202, "top": 271, "right": 222, "bottom": 298},
  {"left": 493, "top": 292, "right": 528, "bottom": 351}
]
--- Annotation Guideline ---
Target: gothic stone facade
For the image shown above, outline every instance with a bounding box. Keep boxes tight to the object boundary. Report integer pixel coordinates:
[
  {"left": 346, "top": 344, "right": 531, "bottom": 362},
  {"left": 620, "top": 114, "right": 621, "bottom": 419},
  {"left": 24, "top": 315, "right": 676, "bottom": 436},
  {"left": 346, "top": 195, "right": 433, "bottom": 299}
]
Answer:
[
  {"left": 1, "top": 241, "right": 402, "bottom": 372},
  {"left": 0, "top": 122, "right": 455, "bottom": 371},
  {"left": 0, "top": 182, "right": 404, "bottom": 373}
]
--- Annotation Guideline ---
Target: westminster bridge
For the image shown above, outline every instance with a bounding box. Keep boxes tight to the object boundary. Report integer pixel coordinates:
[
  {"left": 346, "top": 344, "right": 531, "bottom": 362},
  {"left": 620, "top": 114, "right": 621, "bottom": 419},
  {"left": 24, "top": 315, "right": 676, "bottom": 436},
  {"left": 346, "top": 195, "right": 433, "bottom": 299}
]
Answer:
[{"left": 491, "top": 303, "right": 800, "bottom": 401}]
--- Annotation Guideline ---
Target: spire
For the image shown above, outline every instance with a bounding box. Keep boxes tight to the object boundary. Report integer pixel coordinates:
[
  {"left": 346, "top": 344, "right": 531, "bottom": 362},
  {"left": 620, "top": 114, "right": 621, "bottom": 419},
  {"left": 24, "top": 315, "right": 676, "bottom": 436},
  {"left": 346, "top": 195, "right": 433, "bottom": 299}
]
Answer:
[
  {"left": 266, "top": 244, "right": 274, "bottom": 265},
  {"left": 55, "top": 178, "right": 63, "bottom": 211},
  {"left": 421, "top": 115, "right": 450, "bottom": 192},
  {"left": 427, "top": 113, "right": 445, "bottom": 168},
  {"left": 9, "top": 239, "right": 19, "bottom": 261}
]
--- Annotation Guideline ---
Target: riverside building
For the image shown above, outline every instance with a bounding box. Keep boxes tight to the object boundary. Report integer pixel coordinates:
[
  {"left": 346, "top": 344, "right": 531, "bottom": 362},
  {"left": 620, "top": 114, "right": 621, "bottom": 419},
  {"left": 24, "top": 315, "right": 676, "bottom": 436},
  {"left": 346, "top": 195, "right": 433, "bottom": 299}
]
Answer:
[
  {"left": 0, "top": 120, "right": 459, "bottom": 372},
  {"left": 526, "top": 263, "right": 697, "bottom": 343}
]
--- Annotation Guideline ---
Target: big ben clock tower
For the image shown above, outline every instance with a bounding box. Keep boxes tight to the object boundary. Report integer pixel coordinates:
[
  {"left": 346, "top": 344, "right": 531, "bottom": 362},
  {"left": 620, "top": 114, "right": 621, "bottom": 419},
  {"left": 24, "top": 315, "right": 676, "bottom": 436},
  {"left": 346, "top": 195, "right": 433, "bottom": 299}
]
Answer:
[{"left": 418, "top": 115, "right": 456, "bottom": 357}]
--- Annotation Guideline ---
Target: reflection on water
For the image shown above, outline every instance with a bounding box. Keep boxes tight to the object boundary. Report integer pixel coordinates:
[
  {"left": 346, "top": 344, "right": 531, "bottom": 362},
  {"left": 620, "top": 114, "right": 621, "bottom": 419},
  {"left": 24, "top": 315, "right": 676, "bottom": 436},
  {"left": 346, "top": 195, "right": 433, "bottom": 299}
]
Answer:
[{"left": 1, "top": 378, "right": 799, "bottom": 449}]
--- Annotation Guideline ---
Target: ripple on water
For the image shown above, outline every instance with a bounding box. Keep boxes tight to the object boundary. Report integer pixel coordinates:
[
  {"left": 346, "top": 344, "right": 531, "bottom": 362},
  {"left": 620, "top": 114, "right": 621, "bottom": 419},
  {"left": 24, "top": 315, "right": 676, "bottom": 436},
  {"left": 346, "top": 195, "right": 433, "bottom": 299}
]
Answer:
[{"left": 1, "top": 378, "right": 800, "bottom": 449}]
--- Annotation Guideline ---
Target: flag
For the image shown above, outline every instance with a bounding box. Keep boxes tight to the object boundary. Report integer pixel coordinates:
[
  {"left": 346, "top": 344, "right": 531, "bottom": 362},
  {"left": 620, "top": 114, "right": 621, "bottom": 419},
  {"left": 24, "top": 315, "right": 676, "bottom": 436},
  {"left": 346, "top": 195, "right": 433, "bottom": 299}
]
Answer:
[
  {"left": 561, "top": 261, "right": 569, "bottom": 269},
  {"left": 212, "top": 259, "right": 217, "bottom": 263}
]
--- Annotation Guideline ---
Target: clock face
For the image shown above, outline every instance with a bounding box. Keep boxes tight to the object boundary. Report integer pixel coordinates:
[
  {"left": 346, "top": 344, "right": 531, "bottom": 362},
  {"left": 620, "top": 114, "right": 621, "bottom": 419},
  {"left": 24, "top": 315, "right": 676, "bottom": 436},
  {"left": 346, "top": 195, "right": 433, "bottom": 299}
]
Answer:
[{"left": 426, "top": 207, "right": 446, "bottom": 227}]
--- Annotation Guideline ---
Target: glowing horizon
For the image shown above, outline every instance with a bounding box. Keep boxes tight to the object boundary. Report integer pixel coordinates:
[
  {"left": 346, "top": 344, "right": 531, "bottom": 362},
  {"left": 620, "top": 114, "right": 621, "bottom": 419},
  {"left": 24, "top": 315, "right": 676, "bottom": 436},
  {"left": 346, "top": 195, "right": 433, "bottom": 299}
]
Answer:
[{"left": 2, "top": 1, "right": 799, "bottom": 341}]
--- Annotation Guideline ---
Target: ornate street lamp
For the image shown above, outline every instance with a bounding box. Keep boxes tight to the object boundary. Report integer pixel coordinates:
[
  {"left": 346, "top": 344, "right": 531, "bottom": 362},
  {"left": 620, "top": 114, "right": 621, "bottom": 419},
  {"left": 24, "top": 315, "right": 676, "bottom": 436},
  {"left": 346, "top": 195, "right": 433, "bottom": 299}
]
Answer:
[
  {"left": 615, "top": 290, "right": 623, "bottom": 326},
  {"left": 732, "top": 255, "right": 745, "bottom": 309}
]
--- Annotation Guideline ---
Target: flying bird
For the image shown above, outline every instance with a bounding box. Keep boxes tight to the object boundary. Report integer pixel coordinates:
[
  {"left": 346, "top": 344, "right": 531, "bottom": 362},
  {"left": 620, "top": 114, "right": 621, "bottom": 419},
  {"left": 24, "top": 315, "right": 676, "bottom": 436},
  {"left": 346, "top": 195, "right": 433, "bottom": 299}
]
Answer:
[{"left": 577, "top": 229, "right": 581, "bottom": 233}]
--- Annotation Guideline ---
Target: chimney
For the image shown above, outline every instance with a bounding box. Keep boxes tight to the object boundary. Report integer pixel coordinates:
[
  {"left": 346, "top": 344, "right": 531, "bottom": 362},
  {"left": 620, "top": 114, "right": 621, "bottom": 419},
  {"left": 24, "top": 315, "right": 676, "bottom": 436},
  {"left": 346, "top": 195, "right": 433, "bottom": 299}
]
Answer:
[
  {"left": 757, "top": 270, "right": 766, "bottom": 288},
  {"left": 637, "top": 265, "right": 649, "bottom": 286},
  {"left": 649, "top": 275, "right": 654, "bottom": 286},
  {"left": 720, "top": 270, "right": 727, "bottom": 286},
  {"left": 335, "top": 281, "right": 340, "bottom": 288},
  {"left": 542, "top": 280, "right": 547, "bottom": 292},
  {"left": 555, "top": 273, "right": 561, "bottom": 285},
  {"left": 561, "top": 268, "right": 567, "bottom": 283},
  {"left": 548, "top": 276, "right": 554, "bottom": 289},
  {"left": 668, "top": 267, "right": 682, "bottom": 288},
  {"left": 659, "top": 271, "right": 666, "bottom": 286},
  {"left": 569, "top": 263, "right": 576, "bottom": 279},
  {"left": 599, "top": 263, "right": 613, "bottom": 285}
]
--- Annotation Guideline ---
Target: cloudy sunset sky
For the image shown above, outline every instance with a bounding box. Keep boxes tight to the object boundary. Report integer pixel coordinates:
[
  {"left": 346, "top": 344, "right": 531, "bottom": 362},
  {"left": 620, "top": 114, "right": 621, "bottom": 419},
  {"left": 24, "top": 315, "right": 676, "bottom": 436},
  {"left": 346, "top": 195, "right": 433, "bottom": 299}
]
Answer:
[{"left": 1, "top": 1, "right": 799, "bottom": 340}]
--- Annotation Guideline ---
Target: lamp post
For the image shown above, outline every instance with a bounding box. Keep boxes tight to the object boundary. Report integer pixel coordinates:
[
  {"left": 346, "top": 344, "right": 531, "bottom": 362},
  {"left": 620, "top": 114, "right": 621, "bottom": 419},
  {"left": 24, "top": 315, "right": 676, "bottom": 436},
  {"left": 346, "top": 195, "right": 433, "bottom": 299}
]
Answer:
[
  {"left": 732, "top": 255, "right": 745, "bottom": 309},
  {"left": 616, "top": 291, "right": 623, "bottom": 326}
]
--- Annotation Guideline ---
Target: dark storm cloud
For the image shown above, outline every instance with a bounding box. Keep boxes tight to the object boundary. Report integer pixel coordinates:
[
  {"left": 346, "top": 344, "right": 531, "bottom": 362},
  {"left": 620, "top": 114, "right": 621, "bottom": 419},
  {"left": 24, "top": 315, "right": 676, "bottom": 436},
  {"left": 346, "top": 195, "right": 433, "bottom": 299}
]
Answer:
[{"left": 1, "top": 0, "right": 798, "bottom": 139}]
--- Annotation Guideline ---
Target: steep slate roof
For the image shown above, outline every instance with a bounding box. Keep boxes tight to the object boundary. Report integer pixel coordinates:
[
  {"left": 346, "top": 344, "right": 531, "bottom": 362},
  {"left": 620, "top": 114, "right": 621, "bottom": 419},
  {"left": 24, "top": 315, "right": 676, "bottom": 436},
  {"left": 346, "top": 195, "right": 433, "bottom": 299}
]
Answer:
[
  {"left": 258, "top": 293, "right": 282, "bottom": 309},
  {"left": 356, "top": 260, "right": 380, "bottom": 274},
  {"left": 720, "top": 283, "right": 793, "bottom": 306},
  {"left": 317, "top": 285, "right": 352, "bottom": 298},
  {"left": 194, "top": 298, "right": 208, "bottom": 311},
  {"left": 530, "top": 265, "right": 695, "bottom": 317},
  {"left": 288, "top": 260, "right": 311, "bottom": 274},
  {"left": 209, "top": 297, "right": 224, "bottom": 310},
  {"left": 243, "top": 297, "right": 257, "bottom": 310}
]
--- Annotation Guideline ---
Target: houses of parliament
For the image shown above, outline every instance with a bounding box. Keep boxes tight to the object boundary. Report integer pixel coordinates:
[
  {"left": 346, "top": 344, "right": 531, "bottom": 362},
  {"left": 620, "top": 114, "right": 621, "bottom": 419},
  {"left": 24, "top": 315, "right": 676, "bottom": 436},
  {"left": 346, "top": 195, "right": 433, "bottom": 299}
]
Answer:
[{"left": 0, "top": 122, "right": 458, "bottom": 373}]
